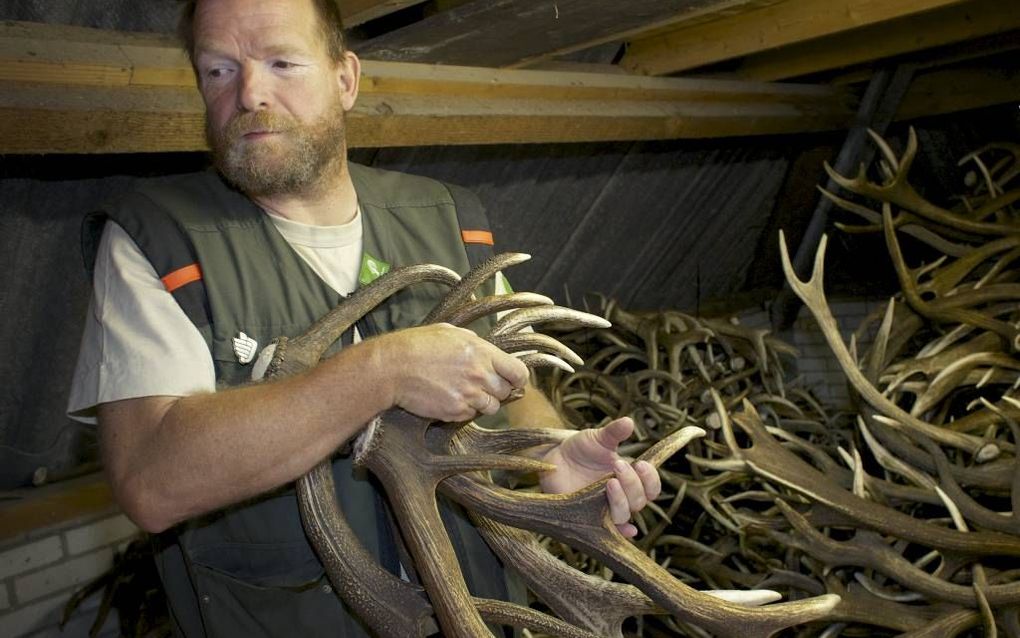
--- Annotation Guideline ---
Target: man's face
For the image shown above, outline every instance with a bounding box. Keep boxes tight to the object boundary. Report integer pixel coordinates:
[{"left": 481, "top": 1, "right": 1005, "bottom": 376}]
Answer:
[{"left": 191, "top": 0, "right": 359, "bottom": 196}]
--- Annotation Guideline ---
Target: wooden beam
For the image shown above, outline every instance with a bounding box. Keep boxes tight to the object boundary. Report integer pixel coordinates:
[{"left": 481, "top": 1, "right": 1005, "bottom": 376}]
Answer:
[
  {"left": 895, "top": 60, "right": 1020, "bottom": 122},
  {"left": 0, "top": 473, "right": 115, "bottom": 543},
  {"left": 733, "top": 0, "right": 1020, "bottom": 81},
  {"left": 510, "top": 0, "right": 785, "bottom": 70},
  {"left": 620, "top": 0, "right": 970, "bottom": 76},
  {"left": 338, "top": 0, "right": 428, "bottom": 27},
  {"left": 0, "top": 21, "right": 856, "bottom": 153},
  {"left": 354, "top": 0, "right": 781, "bottom": 68}
]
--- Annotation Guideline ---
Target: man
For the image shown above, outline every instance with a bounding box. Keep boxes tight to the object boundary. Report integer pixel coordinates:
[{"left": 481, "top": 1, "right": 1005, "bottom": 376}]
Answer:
[{"left": 68, "top": 0, "right": 660, "bottom": 635}]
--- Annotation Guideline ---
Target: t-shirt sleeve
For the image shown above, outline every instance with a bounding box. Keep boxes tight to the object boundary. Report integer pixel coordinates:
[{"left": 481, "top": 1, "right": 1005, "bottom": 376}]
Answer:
[{"left": 66, "top": 221, "right": 216, "bottom": 424}]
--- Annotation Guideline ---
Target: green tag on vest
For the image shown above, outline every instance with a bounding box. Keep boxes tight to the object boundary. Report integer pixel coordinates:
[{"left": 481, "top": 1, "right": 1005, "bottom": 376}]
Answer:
[
  {"left": 360, "top": 252, "right": 391, "bottom": 285},
  {"left": 496, "top": 272, "right": 513, "bottom": 294}
]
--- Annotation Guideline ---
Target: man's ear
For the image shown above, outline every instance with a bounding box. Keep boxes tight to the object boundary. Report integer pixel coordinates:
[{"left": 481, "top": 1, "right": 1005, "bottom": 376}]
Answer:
[{"left": 336, "top": 50, "right": 361, "bottom": 112}]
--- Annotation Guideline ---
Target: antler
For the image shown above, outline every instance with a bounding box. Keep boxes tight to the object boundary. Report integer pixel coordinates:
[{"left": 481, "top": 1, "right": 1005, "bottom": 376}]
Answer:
[{"left": 778, "top": 231, "right": 1002, "bottom": 461}]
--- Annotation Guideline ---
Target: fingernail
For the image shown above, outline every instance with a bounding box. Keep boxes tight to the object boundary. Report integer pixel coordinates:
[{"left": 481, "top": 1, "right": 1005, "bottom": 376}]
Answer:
[{"left": 614, "top": 460, "right": 628, "bottom": 472}]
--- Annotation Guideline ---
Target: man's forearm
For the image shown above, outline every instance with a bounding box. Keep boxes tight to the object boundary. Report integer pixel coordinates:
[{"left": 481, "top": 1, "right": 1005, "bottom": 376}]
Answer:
[
  {"left": 100, "top": 339, "right": 391, "bottom": 533},
  {"left": 100, "top": 323, "right": 530, "bottom": 533}
]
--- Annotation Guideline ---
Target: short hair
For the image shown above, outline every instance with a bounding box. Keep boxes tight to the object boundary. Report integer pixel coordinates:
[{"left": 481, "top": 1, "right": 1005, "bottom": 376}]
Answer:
[{"left": 177, "top": 0, "right": 347, "bottom": 66}]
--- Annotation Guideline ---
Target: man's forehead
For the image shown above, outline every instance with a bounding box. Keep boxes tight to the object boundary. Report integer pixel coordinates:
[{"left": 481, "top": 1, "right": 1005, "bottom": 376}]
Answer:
[{"left": 193, "top": 0, "right": 323, "bottom": 52}]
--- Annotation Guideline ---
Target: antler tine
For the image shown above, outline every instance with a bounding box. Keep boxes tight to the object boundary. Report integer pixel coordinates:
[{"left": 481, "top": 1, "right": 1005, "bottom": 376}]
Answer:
[
  {"left": 272, "top": 264, "right": 460, "bottom": 376},
  {"left": 492, "top": 306, "right": 611, "bottom": 337},
  {"left": 868, "top": 128, "right": 900, "bottom": 173},
  {"left": 444, "top": 292, "right": 553, "bottom": 328},
  {"left": 423, "top": 252, "right": 531, "bottom": 325},
  {"left": 900, "top": 126, "right": 920, "bottom": 181},
  {"left": 490, "top": 332, "right": 585, "bottom": 368},
  {"left": 778, "top": 231, "right": 1000, "bottom": 460},
  {"left": 519, "top": 352, "right": 576, "bottom": 373},
  {"left": 472, "top": 598, "right": 600, "bottom": 638}
]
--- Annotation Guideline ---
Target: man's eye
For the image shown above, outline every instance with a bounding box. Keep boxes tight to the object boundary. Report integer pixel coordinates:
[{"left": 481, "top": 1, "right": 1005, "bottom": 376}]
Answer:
[
  {"left": 273, "top": 61, "right": 294, "bottom": 69},
  {"left": 206, "top": 68, "right": 228, "bottom": 79}
]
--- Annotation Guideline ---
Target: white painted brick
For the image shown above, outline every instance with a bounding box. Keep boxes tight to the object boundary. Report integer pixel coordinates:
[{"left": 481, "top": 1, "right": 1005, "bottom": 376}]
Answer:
[
  {"left": 0, "top": 582, "right": 9, "bottom": 611},
  {"left": 14, "top": 548, "right": 113, "bottom": 604},
  {"left": 0, "top": 594, "right": 66, "bottom": 637},
  {"left": 0, "top": 537, "right": 63, "bottom": 581},
  {"left": 64, "top": 515, "right": 138, "bottom": 556}
]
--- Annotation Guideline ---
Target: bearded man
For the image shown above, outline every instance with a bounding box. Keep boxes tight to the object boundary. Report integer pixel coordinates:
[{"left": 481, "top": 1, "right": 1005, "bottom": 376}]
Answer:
[{"left": 68, "top": 1, "right": 661, "bottom": 635}]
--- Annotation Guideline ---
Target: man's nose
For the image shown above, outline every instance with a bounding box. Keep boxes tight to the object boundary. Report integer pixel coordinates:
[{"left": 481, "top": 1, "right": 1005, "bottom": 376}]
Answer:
[{"left": 237, "top": 63, "right": 270, "bottom": 112}]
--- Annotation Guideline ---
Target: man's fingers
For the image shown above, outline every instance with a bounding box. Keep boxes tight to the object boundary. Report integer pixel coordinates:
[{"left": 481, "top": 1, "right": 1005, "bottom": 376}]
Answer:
[
  {"left": 482, "top": 374, "right": 515, "bottom": 403},
  {"left": 635, "top": 460, "right": 662, "bottom": 501},
  {"left": 491, "top": 351, "right": 530, "bottom": 390},
  {"left": 616, "top": 522, "right": 638, "bottom": 538},
  {"left": 606, "top": 478, "right": 631, "bottom": 527},
  {"left": 613, "top": 459, "right": 647, "bottom": 512},
  {"left": 594, "top": 417, "right": 635, "bottom": 450},
  {"left": 473, "top": 392, "right": 500, "bottom": 416}
]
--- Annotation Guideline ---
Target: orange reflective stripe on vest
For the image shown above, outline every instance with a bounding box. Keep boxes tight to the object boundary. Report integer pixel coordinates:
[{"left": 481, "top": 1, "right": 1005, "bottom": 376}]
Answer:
[
  {"left": 161, "top": 263, "right": 203, "bottom": 292},
  {"left": 461, "top": 230, "right": 494, "bottom": 246}
]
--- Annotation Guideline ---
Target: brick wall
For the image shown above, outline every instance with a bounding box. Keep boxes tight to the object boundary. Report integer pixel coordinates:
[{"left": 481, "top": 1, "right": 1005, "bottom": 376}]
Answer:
[
  {"left": 0, "top": 513, "right": 138, "bottom": 637},
  {"left": 737, "top": 297, "right": 887, "bottom": 409}
]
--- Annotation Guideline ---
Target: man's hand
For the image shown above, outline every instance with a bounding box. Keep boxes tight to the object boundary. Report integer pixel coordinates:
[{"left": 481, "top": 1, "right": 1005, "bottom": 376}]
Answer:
[
  {"left": 376, "top": 323, "right": 529, "bottom": 423},
  {"left": 539, "top": 417, "right": 661, "bottom": 538}
]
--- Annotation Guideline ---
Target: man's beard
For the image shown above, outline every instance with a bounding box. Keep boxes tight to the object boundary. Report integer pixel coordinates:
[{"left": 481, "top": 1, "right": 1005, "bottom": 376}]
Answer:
[{"left": 207, "top": 102, "right": 347, "bottom": 197}]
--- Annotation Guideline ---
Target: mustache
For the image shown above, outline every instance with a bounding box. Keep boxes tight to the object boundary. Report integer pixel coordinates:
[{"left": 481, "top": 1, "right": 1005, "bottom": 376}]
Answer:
[{"left": 219, "top": 111, "right": 293, "bottom": 142}]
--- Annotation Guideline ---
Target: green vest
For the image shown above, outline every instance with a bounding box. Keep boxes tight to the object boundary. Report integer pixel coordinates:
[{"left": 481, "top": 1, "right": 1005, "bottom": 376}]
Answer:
[{"left": 95, "top": 164, "right": 520, "bottom": 637}]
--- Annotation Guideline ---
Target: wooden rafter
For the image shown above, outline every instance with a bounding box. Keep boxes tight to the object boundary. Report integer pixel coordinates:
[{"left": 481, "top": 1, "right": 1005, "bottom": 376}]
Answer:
[
  {"left": 895, "top": 57, "right": 1020, "bottom": 122},
  {"left": 0, "top": 21, "right": 856, "bottom": 153},
  {"left": 620, "top": 0, "right": 971, "bottom": 76},
  {"left": 732, "top": 0, "right": 1020, "bottom": 81},
  {"left": 353, "top": 0, "right": 784, "bottom": 68},
  {"left": 338, "top": 0, "right": 428, "bottom": 27},
  {"left": 510, "top": 0, "right": 784, "bottom": 70}
]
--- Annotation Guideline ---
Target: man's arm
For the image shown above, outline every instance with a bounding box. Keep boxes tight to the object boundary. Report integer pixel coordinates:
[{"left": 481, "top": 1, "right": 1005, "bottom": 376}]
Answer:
[{"left": 100, "top": 323, "right": 528, "bottom": 534}]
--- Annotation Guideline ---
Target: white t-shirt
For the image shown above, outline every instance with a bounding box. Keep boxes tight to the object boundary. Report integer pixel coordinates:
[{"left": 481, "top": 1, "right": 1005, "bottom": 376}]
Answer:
[{"left": 67, "top": 209, "right": 365, "bottom": 423}]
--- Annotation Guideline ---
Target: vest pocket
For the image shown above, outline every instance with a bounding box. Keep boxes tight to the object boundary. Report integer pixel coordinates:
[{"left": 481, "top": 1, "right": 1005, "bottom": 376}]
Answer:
[{"left": 189, "top": 563, "right": 372, "bottom": 638}]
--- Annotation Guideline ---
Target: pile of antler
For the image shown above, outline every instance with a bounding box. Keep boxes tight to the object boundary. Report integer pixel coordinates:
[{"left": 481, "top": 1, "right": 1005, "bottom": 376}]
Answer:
[
  {"left": 534, "top": 131, "right": 1020, "bottom": 636},
  {"left": 266, "top": 253, "right": 839, "bottom": 637}
]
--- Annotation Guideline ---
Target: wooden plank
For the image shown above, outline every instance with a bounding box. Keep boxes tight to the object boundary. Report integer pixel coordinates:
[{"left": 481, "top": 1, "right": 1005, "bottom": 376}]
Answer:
[
  {"left": 358, "top": 61, "right": 853, "bottom": 108},
  {"left": 510, "top": 0, "right": 784, "bottom": 69},
  {"left": 733, "top": 0, "right": 1020, "bottom": 81},
  {"left": 0, "top": 473, "right": 115, "bottom": 544},
  {"left": 0, "top": 21, "right": 859, "bottom": 153},
  {"left": 0, "top": 20, "right": 855, "bottom": 106},
  {"left": 895, "top": 61, "right": 1020, "bottom": 122},
  {"left": 0, "top": 81, "right": 853, "bottom": 153},
  {"left": 338, "top": 0, "right": 428, "bottom": 27},
  {"left": 354, "top": 0, "right": 762, "bottom": 67},
  {"left": 0, "top": 20, "right": 850, "bottom": 111},
  {"left": 621, "top": 0, "right": 970, "bottom": 76}
]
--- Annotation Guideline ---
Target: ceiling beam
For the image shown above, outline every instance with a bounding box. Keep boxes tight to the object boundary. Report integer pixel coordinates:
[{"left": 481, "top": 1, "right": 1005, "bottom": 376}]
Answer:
[
  {"left": 354, "top": 0, "right": 773, "bottom": 67},
  {"left": 895, "top": 58, "right": 1020, "bottom": 122},
  {"left": 620, "top": 0, "right": 970, "bottom": 76},
  {"left": 338, "top": 0, "right": 428, "bottom": 27},
  {"left": 510, "top": 0, "right": 784, "bottom": 69},
  {"left": 0, "top": 21, "right": 856, "bottom": 153},
  {"left": 732, "top": 0, "right": 1020, "bottom": 81}
]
